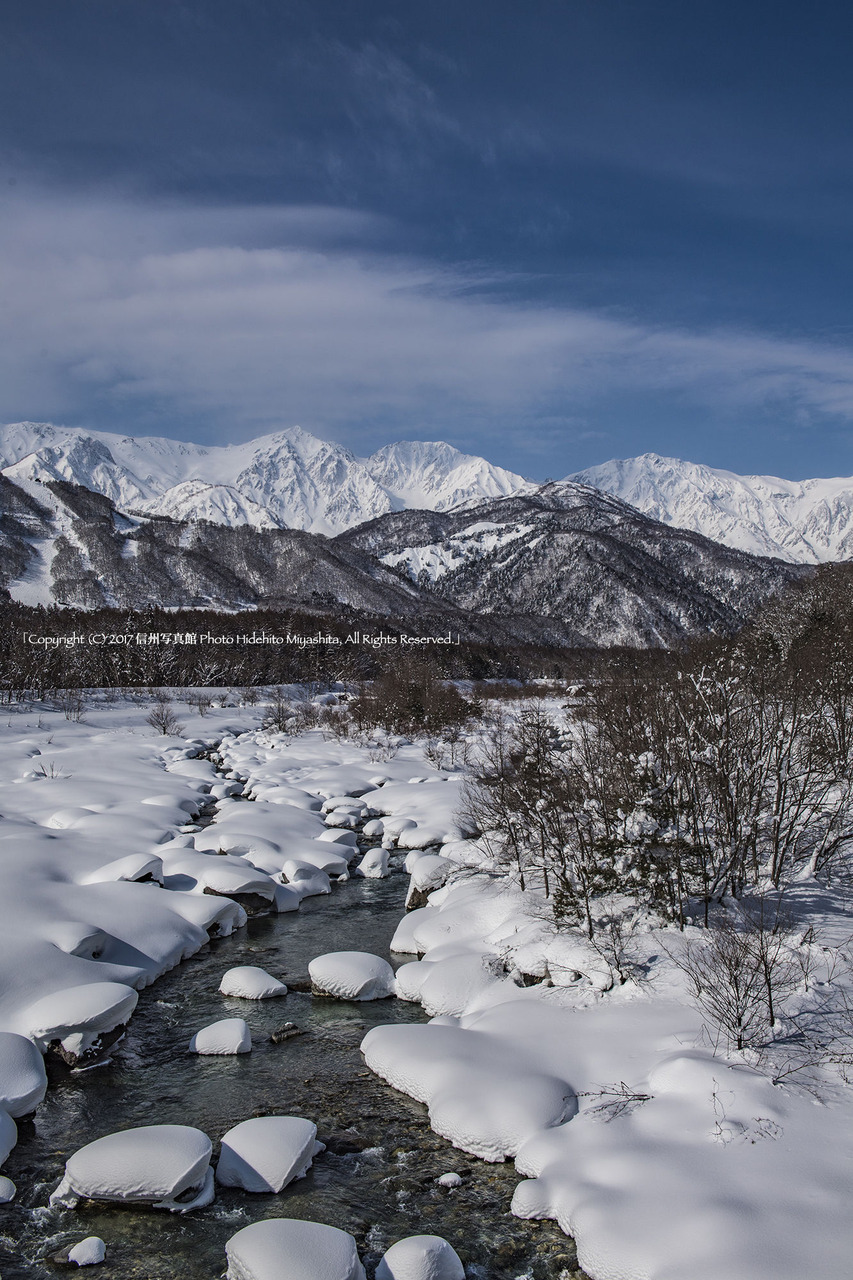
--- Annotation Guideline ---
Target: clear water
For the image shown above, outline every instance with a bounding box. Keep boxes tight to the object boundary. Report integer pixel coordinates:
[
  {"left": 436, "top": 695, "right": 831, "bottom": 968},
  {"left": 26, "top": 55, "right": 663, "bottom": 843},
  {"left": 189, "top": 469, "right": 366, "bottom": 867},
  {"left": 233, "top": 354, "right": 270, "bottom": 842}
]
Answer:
[{"left": 0, "top": 872, "right": 586, "bottom": 1279}]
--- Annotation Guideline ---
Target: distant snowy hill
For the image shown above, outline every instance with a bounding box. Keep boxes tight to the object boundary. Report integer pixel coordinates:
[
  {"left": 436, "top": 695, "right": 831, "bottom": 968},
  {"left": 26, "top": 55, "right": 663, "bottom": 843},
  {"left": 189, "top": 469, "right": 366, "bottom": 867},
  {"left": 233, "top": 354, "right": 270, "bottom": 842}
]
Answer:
[
  {"left": 566, "top": 453, "right": 853, "bottom": 563},
  {"left": 0, "top": 422, "right": 530, "bottom": 535}
]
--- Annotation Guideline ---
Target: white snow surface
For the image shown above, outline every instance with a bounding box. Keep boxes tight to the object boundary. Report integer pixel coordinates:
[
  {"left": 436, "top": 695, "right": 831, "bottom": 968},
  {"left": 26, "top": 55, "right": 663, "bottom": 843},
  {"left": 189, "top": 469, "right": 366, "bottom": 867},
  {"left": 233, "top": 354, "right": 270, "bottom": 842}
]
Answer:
[
  {"left": 67, "top": 1237, "right": 107, "bottom": 1267},
  {"left": 225, "top": 1218, "right": 366, "bottom": 1280},
  {"left": 189, "top": 1017, "right": 252, "bottom": 1055},
  {"left": 363, "top": 870, "right": 853, "bottom": 1280},
  {"left": 0, "top": 1031, "right": 48, "bottom": 1116},
  {"left": 51, "top": 1124, "right": 213, "bottom": 1210},
  {"left": 375, "top": 1236, "right": 465, "bottom": 1280},
  {"left": 219, "top": 966, "right": 287, "bottom": 1000},
  {"left": 4, "top": 696, "right": 853, "bottom": 1279},
  {"left": 309, "top": 951, "right": 396, "bottom": 1001},
  {"left": 0, "top": 422, "right": 529, "bottom": 537},
  {"left": 216, "top": 1116, "right": 323, "bottom": 1192},
  {"left": 567, "top": 451, "right": 853, "bottom": 562}
]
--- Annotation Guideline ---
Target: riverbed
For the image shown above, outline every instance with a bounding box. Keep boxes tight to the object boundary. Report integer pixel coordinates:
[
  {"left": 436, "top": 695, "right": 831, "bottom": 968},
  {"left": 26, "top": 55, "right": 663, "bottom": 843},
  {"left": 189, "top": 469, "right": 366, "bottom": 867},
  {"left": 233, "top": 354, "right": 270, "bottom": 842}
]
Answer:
[{"left": 0, "top": 868, "right": 586, "bottom": 1279}]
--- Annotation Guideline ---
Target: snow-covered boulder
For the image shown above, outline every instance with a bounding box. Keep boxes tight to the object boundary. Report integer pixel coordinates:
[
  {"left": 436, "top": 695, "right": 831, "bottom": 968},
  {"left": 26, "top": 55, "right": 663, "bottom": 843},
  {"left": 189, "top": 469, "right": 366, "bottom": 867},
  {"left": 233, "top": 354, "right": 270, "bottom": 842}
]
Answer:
[
  {"left": 356, "top": 848, "right": 389, "bottom": 878},
  {"left": 20, "top": 982, "right": 139, "bottom": 1064},
  {"left": 283, "top": 862, "right": 332, "bottom": 897},
  {"left": 219, "top": 966, "right": 287, "bottom": 1000},
  {"left": 0, "top": 1175, "right": 15, "bottom": 1202},
  {"left": 79, "top": 853, "right": 164, "bottom": 885},
  {"left": 216, "top": 1116, "right": 323, "bottom": 1192},
  {"left": 225, "top": 1219, "right": 365, "bottom": 1280},
  {"left": 0, "top": 1031, "right": 48, "bottom": 1116},
  {"left": 405, "top": 856, "right": 452, "bottom": 910},
  {"left": 362, "top": 1023, "right": 575, "bottom": 1162},
  {"left": 68, "top": 1237, "right": 106, "bottom": 1267},
  {"left": 290, "top": 846, "right": 350, "bottom": 876},
  {"left": 436, "top": 1172, "right": 462, "bottom": 1188},
  {"left": 189, "top": 1018, "right": 252, "bottom": 1055},
  {"left": 50, "top": 1124, "right": 214, "bottom": 1212},
  {"left": 375, "top": 1236, "right": 465, "bottom": 1280},
  {"left": 273, "top": 883, "right": 302, "bottom": 913},
  {"left": 0, "top": 1111, "right": 17, "bottom": 1167},
  {"left": 309, "top": 952, "right": 396, "bottom": 1001}
]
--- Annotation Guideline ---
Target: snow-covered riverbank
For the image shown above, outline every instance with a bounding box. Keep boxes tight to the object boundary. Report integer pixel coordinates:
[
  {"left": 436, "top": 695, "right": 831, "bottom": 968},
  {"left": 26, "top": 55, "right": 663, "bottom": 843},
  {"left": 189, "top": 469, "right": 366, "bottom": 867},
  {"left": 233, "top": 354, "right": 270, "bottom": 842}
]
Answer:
[
  {"left": 366, "top": 858, "right": 853, "bottom": 1280},
  {"left": 1, "top": 689, "right": 852, "bottom": 1279}
]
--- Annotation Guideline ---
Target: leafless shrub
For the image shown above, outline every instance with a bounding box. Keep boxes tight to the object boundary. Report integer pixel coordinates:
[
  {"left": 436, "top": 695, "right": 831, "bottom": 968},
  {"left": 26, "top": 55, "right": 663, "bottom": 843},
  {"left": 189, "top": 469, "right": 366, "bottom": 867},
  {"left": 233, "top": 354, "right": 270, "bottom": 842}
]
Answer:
[{"left": 146, "top": 694, "right": 186, "bottom": 737}]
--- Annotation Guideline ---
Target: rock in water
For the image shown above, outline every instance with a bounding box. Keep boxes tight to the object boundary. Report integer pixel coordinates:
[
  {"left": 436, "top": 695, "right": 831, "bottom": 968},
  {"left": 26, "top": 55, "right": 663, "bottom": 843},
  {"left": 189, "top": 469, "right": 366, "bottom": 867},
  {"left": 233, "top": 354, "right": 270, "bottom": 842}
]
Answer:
[
  {"left": 68, "top": 1237, "right": 107, "bottom": 1267},
  {"left": 0, "top": 1031, "right": 47, "bottom": 1116},
  {"left": 216, "top": 1116, "right": 323, "bottom": 1192},
  {"left": 219, "top": 966, "right": 287, "bottom": 999},
  {"left": 225, "top": 1219, "right": 366, "bottom": 1280},
  {"left": 189, "top": 1018, "right": 252, "bottom": 1055},
  {"left": 375, "top": 1236, "right": 465, "bottom": 1280},
  {"left": 50, "top": 1124, "right": 214, "bottom": 1213},
  {"left": 308, "top": 951, "right": 395, "bottom": 1001}
]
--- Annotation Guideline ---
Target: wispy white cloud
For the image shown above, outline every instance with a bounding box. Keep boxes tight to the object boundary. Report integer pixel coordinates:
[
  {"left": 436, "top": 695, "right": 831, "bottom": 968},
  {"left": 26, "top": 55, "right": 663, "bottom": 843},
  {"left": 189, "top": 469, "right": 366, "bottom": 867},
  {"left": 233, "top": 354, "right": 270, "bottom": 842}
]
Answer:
[{"left": 2, "top": 189, "right": 853, "bottom": 449}]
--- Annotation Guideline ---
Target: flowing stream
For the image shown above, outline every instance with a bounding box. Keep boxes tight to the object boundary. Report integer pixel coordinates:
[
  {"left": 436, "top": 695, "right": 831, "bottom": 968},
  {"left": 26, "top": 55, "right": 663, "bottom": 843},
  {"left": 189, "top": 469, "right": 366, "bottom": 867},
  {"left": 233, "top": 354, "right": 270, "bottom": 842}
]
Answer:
[{"left": 1, "top": 869, "right": 585, "bottom": 1279}]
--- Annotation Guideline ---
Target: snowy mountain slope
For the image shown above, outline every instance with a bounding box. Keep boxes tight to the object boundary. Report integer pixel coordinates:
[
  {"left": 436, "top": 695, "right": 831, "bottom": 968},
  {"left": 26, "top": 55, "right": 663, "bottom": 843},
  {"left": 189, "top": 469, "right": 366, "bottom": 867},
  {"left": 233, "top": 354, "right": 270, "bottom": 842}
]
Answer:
[
  {"left": 566, "top": 453, "right": 853, "bottom": 563},
  {"left": 0, "top": 422, "right": 530, "bottom": 535},
  {"left": 338, "top": 482, "right": 807, "bottom": 648}
]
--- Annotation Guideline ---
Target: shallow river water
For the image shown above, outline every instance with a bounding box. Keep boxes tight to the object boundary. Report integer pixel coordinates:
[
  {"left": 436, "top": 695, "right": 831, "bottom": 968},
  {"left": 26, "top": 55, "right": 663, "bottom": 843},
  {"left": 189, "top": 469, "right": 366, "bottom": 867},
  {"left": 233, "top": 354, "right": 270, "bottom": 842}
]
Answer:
[{"left": 1, "top": 870, "right": 586, "bottom": 1279}]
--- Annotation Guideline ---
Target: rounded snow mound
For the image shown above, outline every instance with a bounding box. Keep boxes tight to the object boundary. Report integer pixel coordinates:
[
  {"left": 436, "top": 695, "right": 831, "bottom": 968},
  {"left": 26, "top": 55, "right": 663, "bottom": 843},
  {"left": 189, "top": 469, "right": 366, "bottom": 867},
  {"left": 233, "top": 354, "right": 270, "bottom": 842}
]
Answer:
[
  {"left": 68, "top": 1237, "right": 106, "bottom": 1266},
  {"left": 216, "top": 1116, "right": 323, "bottom": 1192},
  {"left": 375, "top": 1235, "right": 465, "bottom": 1280},
  {"left": 189, "top": 1018, "right": 252, "bottom": 1055},
  {"left": 0, "top": 1031, "right": 48, "bottom": 1117},
  {"left": 21, "top": 982, "right": 138, "bottom": 1059},
  {"left": 219, "top": 966, "right": 287, "bottom": 1000},
  {"left": 356, "top": 848, "right": 389, "bottom": 879},
  {"left": 0, "top": 1175, "right": 15, "bottom": 1202},
  {"left": 309, "top": 951, "right": 396, "bottom": 1001},
  {"left": 50, "top": 1124, "right": 213, "bottom": 1212},
  {"left": 225, "top": 1218, "right": 366, "bottom": 1280}
]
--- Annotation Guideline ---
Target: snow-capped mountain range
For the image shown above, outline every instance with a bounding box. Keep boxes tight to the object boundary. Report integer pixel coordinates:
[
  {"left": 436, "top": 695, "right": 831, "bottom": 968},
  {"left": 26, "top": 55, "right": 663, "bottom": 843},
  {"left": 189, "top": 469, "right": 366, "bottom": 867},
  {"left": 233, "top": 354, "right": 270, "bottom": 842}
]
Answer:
[
  {"left": 565, "top": 453, "right": 853, "bottom": 563},
  {"left": 2, "top": 422, "right": 853, "bottom": 563},
  {"left": 0, "top": 422, "right": 530, "bottom": 536}
]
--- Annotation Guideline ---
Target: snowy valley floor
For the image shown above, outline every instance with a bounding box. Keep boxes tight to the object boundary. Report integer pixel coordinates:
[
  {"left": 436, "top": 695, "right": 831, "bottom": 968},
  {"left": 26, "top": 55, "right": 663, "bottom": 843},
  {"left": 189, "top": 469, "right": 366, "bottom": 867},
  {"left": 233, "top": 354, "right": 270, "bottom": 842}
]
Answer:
[{"left": 0, "top": 691, "right": 850, "bottom": 1278}]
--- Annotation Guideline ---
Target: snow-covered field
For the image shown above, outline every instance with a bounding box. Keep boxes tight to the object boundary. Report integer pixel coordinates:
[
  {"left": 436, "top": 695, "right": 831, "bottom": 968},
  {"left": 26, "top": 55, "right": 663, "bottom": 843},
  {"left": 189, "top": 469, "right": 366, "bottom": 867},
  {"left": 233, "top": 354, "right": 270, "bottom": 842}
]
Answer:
[{"left": 0, "top": 690, "right": 851, "bottom": 1278}]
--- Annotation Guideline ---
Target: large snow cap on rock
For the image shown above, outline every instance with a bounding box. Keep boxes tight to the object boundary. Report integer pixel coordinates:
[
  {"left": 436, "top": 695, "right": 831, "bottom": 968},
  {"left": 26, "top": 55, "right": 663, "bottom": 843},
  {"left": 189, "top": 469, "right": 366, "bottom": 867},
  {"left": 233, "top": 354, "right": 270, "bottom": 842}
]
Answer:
[
  {"left": 225, "top": 1218, "right": 366, "bottom": 1280},
  {"left": 189, "top": 1018, "right": 252, "bottom": 1054},
  {"left": 309, "top": 951, "right": 395, "bottom": 1001},
  {"left": 216, "top": 1116, "right": 322, "bottom": 1192},
  {"left": 50, "top": 1124, "right": 213, "bottom": 1210},
  {"left": 21, "top": 982, "right": 138, "bottom": 1057},
  {"left": 375, "top": 1235, "right": 465, "bottom": 1280},
  {"left": 219, "top": 966, "right": 287, "bottom": 1000},
  {"left": 0, "top": 1031, "right": 48, "bottom": 1116}
]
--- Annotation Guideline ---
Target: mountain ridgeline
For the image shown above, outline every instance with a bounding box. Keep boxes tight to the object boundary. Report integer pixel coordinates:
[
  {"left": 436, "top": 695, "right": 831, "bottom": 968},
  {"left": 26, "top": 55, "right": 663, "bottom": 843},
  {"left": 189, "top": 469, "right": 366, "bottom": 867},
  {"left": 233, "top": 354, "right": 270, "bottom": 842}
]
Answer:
[{"left": 0, "top": 465, "right": 806, "bottom": 649}]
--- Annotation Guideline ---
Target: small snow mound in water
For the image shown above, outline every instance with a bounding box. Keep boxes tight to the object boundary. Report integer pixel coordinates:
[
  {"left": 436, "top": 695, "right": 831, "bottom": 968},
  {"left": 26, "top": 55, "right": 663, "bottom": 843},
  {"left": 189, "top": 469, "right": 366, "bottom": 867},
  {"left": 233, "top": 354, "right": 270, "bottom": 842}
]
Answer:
[
  {"left": 309, "top": 951, "right": 396, "bottom": 1001},
  {"left": 20, "top": 982, "right": 138, "bottom": 1058},
  {"left": 436, "top": 1172, "right": 462, "bottom": 1188},
  {"left": 0, "top": 1175, "right": 15, "bottom": 1202},
  {"left": 219, "top": 966, "right": 287, "bottom": 1000},
  {"left": 68, "top": 1237, "right": 106, "bottom": 1267},
  {"left": 216, "top": 1116, "right": 323, "bottom": 1192},
  {"left": 225, "top": 1218, "right": 366, "bottom": 1280},
  {"left": 0, "top": 1031, "right": 48, "bottom": 1116},
  {"left": 375, "top": 1235, "right": 465, "bottom": 1280},
  {"left": 50, "top": 1124, "right": 213, "bottom": 1212},
  {"left": 189, "top": 1018, "right": 252, "bottom": 1055},
  {"left": 356, "top": 848, "right": 389, "bottom": 878}
]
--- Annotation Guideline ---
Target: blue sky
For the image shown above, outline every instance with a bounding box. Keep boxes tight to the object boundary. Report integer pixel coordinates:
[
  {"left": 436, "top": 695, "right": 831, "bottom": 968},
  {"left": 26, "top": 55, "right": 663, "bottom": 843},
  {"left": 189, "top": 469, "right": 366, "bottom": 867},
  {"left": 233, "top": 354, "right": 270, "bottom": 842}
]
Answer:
[{"left": 2, "top": 0, "right": 852, "bottom": 480}]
